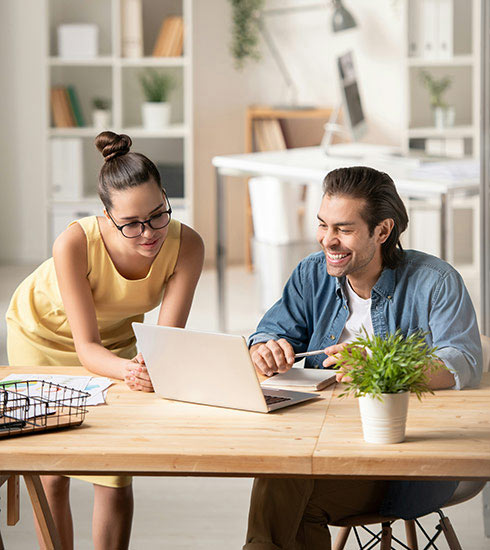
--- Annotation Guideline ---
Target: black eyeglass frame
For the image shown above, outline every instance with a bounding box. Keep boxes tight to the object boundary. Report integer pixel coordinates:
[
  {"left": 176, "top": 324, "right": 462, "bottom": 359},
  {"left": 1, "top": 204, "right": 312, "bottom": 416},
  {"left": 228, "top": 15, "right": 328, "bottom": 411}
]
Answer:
[{"left": 107, "top": 198, "right": 172, "bottom": 239}]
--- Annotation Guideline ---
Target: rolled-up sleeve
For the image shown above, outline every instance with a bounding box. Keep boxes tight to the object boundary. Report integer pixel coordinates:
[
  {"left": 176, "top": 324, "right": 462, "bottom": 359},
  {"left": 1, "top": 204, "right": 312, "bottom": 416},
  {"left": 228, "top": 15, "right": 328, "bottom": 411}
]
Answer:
[
  {"left": 247, "top": 262, "right": 309, "bottom": 352},
  {"left": 429, "top": 271, "right": 482, "bottom": 389}
]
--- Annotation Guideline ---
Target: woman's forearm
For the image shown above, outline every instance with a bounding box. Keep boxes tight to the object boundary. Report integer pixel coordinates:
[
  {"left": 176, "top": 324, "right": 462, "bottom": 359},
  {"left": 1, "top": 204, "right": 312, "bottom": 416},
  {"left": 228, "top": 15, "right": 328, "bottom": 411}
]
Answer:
[{"left": 76, "top": 342, "right": 129, "bottom": 379}]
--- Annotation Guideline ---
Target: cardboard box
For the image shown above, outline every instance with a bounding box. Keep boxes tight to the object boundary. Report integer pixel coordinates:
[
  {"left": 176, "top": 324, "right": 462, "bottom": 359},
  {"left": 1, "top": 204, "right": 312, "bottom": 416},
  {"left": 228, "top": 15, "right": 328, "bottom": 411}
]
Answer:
[{"left": 58, "top": 24, "right": 98, "bottom": 58}]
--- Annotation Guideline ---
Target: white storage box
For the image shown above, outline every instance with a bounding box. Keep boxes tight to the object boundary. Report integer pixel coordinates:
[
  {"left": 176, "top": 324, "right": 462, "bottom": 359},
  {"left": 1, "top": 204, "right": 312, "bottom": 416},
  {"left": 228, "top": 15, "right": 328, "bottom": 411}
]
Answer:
[
  {"left": 51, "top": 202, "right": 100, "bottom": 248},
  {"left": 58, "top": 24, "right": 98, "bottom": 58},
  {"left": 50, "top": 138, "right": 84, "bottom": 200}
]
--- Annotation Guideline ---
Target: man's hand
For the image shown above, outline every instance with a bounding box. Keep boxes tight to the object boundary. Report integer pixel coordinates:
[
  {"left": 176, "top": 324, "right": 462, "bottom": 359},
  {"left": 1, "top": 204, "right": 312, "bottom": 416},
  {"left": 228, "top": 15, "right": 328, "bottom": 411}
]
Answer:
[
  {"left": 250, "top": 339, "right": 295, "bottom": 376},
  {"left": 124, "top": 352, "right": 154, "bottom": 392},
  {"left": 322, "top": 343, "right": 356, "bottom": 383}
]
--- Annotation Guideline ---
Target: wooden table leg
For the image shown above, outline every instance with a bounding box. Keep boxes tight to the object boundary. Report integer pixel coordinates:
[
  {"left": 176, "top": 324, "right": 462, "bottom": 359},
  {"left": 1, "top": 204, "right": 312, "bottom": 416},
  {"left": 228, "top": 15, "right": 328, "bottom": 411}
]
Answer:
[
  {"left": 7, "top": 475, "right": 20, "bottom": 526},
  {"left": 23, "top": 475, "right": 62, "bottom": 550}
]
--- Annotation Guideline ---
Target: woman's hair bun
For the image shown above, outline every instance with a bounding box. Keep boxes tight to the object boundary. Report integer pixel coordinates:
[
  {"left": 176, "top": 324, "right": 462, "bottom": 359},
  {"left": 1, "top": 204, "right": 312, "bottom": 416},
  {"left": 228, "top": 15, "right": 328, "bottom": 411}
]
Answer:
[{"left": 95, "top": 131, "right": 132, "bottom": 162}]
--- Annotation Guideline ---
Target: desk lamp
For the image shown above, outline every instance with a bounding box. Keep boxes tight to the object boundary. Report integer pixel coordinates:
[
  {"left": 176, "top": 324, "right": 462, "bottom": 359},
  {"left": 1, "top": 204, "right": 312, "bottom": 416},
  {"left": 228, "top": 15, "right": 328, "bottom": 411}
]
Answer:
[{"left": 258, "top": 0, "right": 357, "bottom": 107}]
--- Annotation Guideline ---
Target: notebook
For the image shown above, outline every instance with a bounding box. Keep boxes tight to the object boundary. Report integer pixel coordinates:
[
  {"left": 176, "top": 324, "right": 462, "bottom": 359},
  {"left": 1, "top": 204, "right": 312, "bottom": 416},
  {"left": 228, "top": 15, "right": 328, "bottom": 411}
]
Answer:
[{"left": 261, "top": 367, "right": 337, "bottom": 391}]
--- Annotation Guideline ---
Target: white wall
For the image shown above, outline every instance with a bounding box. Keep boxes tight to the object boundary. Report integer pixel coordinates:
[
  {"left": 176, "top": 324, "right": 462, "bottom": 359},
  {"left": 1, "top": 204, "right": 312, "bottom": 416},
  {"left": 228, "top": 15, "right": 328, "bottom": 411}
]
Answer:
[
  {"left": 0, "top": 0, "right": 404, "bottom": 264},
  {"left": 0, "top": 0, "right": 47, "bottom": 264}
]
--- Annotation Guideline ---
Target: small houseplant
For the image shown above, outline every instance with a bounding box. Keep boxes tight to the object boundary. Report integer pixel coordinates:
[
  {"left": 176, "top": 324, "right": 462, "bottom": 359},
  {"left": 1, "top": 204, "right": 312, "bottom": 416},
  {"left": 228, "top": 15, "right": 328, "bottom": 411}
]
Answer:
[
  {"left": 419, "top": 69, "right": 454, "bottom": 129},
  {"left": 92, "top": 97, "right": 111, "bottom": 129},
  {"left": 337, "top": 330, "right": 441, "bottom": 444},
  {"left": 139, "top": 69, "right": 175, "bottom": 129}
]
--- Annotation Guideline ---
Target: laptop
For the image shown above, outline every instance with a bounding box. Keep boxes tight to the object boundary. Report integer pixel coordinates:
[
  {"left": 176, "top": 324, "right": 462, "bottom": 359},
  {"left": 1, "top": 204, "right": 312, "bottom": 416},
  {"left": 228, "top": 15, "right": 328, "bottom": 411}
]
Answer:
[{"left": 132, "top": 323, "right": 320, "bottom": 413}]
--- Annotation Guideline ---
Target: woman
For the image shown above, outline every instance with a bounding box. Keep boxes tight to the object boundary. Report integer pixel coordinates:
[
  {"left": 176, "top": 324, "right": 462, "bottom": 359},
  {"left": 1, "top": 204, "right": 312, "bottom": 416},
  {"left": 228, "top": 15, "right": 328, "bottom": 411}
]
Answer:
[{"left": 6, "top": 131, "right": 204, "bottom": 549}]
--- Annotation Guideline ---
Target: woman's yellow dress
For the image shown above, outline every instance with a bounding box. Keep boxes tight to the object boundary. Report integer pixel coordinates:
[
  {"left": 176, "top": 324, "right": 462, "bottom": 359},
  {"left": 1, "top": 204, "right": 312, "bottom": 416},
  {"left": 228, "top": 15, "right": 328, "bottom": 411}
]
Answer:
[{"left": 6, "top": 216, "right": 182, "bottom": 487}]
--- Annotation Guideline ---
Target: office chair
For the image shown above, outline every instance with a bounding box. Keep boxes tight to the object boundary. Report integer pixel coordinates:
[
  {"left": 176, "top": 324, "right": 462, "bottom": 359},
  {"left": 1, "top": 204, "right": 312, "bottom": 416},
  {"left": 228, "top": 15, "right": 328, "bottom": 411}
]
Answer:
[
  {"left": 331, "top": 480, "right": 486, "bottom": 550},
  {"left": 333, "top": 335, "right": 490, "bottom": 550}
]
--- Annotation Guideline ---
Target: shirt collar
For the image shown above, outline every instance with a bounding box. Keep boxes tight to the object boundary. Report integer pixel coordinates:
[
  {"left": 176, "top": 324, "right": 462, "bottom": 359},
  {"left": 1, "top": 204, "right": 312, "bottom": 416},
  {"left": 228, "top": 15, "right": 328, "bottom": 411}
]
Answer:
[{"left": 334, "top": 269, "right": 396, "bottom": 302}]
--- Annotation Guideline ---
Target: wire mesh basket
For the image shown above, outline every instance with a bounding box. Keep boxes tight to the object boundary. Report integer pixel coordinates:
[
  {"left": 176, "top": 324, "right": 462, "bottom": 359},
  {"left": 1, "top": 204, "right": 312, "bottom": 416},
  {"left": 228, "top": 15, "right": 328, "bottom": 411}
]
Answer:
[{"left": 0, "top": 380, "right": 89, "bottom": 438}]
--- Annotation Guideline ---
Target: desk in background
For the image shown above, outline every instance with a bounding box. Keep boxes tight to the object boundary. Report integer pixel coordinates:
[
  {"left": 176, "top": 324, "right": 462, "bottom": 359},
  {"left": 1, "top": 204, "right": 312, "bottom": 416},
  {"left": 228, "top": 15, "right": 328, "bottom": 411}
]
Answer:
[{"left": 212, "top": 146, "right": 479, "bottom": 332}]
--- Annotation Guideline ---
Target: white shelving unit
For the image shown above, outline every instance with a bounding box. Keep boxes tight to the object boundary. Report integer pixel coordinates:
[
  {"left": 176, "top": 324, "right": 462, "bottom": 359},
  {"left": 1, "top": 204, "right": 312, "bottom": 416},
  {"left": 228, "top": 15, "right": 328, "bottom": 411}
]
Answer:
[
  {"left": 46, "top": 0, "right": 193, "bottom": 248},
  {"left": 403, "top": 0, "right": 480, "bottom": 157}
]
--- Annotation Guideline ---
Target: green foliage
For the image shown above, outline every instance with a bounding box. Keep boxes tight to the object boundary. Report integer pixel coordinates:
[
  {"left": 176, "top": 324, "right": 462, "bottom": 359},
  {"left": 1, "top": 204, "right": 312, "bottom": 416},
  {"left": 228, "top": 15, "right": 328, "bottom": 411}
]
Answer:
[
  {"left": 92, "top": 97, "right": 110, "bottom": 110},
  {"left": 338, "top": 329, "right": 441, "bottom": 400},
  {"left": 419, "top": 70, "right": 452, "bottom": 108},
  {"left": 139, "top": 70, "right": 175, "bottom": 102},
  {"left": 228, "top": 0, "right": 264, "bottom": 69}
]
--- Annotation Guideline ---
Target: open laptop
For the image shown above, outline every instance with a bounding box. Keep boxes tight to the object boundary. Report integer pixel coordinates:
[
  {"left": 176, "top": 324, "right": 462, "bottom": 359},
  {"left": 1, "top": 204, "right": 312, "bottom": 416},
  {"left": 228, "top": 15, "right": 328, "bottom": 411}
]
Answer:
[{"left": 132, "top": 323, "right": 320, "bottom": 413}]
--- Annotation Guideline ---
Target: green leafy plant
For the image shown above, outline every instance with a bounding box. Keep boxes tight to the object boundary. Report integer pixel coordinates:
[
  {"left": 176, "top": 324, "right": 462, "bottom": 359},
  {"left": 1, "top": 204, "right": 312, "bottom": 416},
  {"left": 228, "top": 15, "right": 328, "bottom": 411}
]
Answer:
[
  {"left": 92, "top": 97, "right": 110, "bottom": 110},
  {"left": 419, "top": 70, "right": 452, "bottom": 109},
  {"left": 228, "top": 0, "right": 264, "bottom": 69},
  {"left": 337, "top": 329, "right": 441, "bottom": 400},
  {"left": 139, "top": 70, "right": 175, "bottom": 102}
]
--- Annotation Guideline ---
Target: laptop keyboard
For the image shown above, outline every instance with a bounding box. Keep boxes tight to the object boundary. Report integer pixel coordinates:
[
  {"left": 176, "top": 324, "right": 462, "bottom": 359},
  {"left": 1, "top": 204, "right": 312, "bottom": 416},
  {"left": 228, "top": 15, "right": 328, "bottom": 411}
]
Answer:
[{"left": 264, "top": 394, "right": 292, "bottom": 405}]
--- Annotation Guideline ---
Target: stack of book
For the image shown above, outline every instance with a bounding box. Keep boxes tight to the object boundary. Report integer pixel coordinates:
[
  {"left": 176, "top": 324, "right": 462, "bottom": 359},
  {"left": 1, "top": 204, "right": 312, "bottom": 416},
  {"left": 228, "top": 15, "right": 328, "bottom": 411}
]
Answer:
[
  {"left": 152, "top": 16, "right": 184, "bottom": 57},
  {"left": 50, "top": 86, "right": 85, "bottom": 128},
  {"left": 253, "top": 119, "right": 287, "bottom": 152}
]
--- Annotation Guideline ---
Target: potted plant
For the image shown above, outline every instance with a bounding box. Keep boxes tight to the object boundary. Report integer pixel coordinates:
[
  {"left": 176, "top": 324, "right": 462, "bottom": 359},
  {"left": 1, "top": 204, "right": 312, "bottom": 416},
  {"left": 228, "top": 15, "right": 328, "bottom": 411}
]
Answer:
[
  {"left": 337, "top": 330, "right": 441, "bottom": 444},
  {"left": 139, "top": 69, "right": 175, "bottom": 129},
  {"left": 419, "top": 69, "right": 454, "bottom": 130},
  {"left": 92, "top": 97, "right": 111, "bottom": 129},
  {"left": 228, "top": 0, "right": 264, "bottom": 69}
]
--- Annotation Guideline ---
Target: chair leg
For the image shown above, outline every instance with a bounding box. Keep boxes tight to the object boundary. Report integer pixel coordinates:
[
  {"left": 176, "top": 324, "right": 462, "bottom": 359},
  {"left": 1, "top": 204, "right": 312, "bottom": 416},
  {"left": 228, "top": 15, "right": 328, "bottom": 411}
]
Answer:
[
  {"left": 404, "top": 519, "right": 418, "bottom": 550},
  {"left": 333, "top": 526, "right": 351, "bottom": 550},
  {"left": 439, "top": 515, "right": 462, "bottom": 550},
  {"left": 380, "top": 522, "right": 392, "bottom": 550}
]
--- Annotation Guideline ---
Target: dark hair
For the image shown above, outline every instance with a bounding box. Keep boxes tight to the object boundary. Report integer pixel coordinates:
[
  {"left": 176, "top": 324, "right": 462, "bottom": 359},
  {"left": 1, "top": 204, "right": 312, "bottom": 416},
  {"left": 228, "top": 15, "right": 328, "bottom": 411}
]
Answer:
[
  {"left": 95, "top": 131, "right": 162, "bottom": 210},
  {"left": 322, "top": 166, "right": 409, "bottom": 269}
]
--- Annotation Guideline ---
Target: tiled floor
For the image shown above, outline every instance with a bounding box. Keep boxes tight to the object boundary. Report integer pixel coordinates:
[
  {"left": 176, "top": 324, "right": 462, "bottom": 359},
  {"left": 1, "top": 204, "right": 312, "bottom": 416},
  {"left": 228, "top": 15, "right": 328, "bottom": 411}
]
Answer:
[{"left": 0, "top": 264, "right": 488, "bottom": 549}]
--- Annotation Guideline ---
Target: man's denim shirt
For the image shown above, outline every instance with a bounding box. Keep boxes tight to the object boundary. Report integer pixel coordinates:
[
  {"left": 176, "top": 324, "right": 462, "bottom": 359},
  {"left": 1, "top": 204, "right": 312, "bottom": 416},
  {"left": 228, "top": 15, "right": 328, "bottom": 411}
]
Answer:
[{"left": 248, "top": 249, "right": 483, "bottom": 518}]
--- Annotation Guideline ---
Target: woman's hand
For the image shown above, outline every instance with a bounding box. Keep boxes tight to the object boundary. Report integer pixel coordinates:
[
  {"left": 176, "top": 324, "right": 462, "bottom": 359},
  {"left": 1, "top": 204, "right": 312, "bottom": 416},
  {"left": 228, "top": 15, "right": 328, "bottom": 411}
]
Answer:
[{"left": 124, "top": 352, "right": 154, "bottom": 392}]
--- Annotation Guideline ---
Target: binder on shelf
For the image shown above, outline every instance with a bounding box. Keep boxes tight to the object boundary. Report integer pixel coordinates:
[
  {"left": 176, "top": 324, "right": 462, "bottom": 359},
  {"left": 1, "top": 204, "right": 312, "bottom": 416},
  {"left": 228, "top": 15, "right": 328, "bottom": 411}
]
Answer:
[
  {"left": 437, "top": 0, "right": 453, "bottom": 59},
  {"left": 121, "top": 0, "right": 143, "bottom": 58},
  {"left": 407, "top": 0, "right": 421, "bottom": 57},
  {"left": 419, "top": 0, "right": 438, "bottom": 59},
  {"left": 50, "top": 138, "right": 84, "bottom": 200},
  {"left": 416, "top": 0, "right": 453, "bottom": 60},
  {"left": 66, "top": 86, "right": 85, "bottom": 127},
  {"left": 153, "top": 16, "right": 184, "bottom": 57}
]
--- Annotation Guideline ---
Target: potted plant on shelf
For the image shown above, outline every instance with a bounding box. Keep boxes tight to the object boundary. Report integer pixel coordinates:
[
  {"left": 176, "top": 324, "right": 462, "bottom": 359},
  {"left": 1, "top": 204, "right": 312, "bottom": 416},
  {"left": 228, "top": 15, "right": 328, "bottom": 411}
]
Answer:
[
  {"left": 337, "top": 330, "right": 441, "bottom": 444},
  {"left": 228, "top": 0, "right": 264, "bottom": 69},
  {"left": 92, "top": 97, "right": 111, "bottom": 129},
  {"left": 419, "top": 69, "right": 454, "bottom": 130},
  {"left": 139, "top": 69, "right": 175, "bottom": 129}
]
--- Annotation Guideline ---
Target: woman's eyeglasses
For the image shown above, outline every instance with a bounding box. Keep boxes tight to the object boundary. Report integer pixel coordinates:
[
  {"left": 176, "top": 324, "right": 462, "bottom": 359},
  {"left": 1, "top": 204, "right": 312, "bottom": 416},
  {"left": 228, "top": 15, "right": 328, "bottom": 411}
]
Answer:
[{"left": 107, "top": 205, "right": 172, "bottom": 238}]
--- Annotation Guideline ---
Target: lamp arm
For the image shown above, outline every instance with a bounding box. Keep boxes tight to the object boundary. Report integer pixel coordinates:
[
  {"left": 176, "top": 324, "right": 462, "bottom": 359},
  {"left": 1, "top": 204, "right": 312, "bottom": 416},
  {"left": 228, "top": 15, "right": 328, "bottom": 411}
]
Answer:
[
  {"left": 261, "top": 3, "right": 327, "bottom": 18},
  {"left": 257, "top": 17, "right": 299, "bottom": 105}
]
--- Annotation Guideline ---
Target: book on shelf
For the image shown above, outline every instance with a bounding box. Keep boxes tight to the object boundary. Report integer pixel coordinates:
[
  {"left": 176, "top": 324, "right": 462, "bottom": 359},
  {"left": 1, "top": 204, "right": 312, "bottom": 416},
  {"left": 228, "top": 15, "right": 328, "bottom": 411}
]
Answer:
[
  {"left": 51, "top": 86, "right": 85, "bottom": 128},
  {"left": 152, "top": 16, "right": 184, "bottom": 57},
  {"left": 253, "top": 119, "right": 287, "bottom": 152},
  {"left": 121, "top": 0, "right": 143, "bottom": 58}
]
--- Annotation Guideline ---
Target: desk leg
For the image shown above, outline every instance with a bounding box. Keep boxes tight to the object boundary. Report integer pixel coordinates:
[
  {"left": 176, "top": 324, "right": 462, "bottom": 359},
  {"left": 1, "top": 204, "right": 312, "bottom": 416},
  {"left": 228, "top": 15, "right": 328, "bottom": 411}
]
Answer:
[
  {"left": 483, "top": 482, "right": 490, "bottom": 538},
  {"left": 7, "top": 475, "right": 19, "bottom": 525},
  {"left": 23, "top": 475, "right": 62, "bottom": 550},
  {"left": 440, "top": 194, "right": 448, "bottom": 261},
  {"left": 216, "top": 167, "right": 227, "bottom": 333}
]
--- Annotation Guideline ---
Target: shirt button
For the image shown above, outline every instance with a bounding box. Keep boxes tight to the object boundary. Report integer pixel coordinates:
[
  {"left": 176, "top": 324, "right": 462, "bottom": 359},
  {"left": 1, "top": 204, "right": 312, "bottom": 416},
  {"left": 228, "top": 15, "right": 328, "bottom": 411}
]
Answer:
[{"left": 330, "top": 335, "right": 335, "bottom": 340}]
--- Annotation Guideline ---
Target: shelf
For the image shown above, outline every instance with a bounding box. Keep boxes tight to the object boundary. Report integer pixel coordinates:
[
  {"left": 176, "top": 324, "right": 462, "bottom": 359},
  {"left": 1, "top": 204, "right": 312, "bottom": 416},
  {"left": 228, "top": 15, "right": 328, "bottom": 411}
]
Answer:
[
  {"left": 407, "top": 126, "right": 475, "bottom": 139},
  {"left": 49, "top": 56, "right": 114, "bottom": 66},
  {"left": 120, "top": 57, "right": 187, "bottom": 67},
  {"left": 49, "top": 125, "right": 188, "bottom": 138},
  {"left": 408, "top": 55, "right": 474, "bottom": 67}
]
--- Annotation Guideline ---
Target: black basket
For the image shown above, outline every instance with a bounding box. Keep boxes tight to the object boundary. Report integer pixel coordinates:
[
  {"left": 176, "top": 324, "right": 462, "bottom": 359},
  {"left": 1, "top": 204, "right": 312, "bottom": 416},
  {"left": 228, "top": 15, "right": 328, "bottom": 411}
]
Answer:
[{"left": 0, "top": 380, "right": 89, "bottom": 437}]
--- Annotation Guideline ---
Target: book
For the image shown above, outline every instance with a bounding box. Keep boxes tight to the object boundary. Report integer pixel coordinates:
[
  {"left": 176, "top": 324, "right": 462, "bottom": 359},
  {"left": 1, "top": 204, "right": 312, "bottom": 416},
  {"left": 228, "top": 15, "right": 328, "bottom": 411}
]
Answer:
[
  {"left": 153, "top": 16, "right": 183, "bottom": 57},
  {"left": 66, "top": 85, "right": 85, "bottom": 127},
  {"left": 50, "top": 87, "right": 75, "bottom": 128},
  {"left": 260, "top": 368, "right": 337, "bottom": 391},
  {"left": 121, "top": 0, "right": 143, "bottom": 58},
  {"left": 253, "top": 119, "right": 286, "bottom": 151}
]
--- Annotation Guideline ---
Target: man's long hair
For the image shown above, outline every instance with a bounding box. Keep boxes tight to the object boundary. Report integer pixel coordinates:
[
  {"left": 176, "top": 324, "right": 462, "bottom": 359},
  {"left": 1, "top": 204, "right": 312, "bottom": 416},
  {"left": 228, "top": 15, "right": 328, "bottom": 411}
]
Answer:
[{"left": 322, "top": 167, "right": 409, "bottom": 269}]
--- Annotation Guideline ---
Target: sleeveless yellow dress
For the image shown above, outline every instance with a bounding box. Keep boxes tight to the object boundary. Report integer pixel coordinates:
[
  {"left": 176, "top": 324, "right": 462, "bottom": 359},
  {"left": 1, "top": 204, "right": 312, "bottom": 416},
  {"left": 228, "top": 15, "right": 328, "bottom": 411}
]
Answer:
[{"left": 6, "top": 216, "right": 182, "bottom": 487}]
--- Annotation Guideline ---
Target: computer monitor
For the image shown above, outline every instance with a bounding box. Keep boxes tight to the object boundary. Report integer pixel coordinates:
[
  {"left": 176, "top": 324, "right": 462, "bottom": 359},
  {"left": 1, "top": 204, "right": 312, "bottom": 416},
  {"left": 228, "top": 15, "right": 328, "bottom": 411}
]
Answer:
[{"left": 337, "top": 50, "right": 367, "bottom": 142}]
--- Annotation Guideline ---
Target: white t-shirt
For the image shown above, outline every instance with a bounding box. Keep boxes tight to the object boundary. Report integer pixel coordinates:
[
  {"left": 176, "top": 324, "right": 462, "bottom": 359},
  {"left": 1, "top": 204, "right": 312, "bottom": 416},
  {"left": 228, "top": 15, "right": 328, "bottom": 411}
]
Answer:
[{"left": 338, "top": 280, "right": 374, "bottom": 344}]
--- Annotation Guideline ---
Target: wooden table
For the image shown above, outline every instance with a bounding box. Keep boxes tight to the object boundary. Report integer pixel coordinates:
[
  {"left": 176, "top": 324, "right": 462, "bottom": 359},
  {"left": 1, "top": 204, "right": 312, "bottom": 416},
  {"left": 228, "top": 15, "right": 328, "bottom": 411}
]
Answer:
[{"left": 1, "top": 367, "right": 489, "bottom": 549}]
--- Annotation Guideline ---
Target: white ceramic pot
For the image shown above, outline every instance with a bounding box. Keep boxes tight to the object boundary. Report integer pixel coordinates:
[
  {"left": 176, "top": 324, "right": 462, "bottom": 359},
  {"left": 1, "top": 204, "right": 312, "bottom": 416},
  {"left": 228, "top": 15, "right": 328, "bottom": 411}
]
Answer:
[
  {"left": 358, "top": 391, "right": 410, "bottom": 444},
  {"left": 141, "top": 102, "right": 171, "bottom": 129},
  {"left": 433, "top": 106, "right": 455, "bottom": 130},
  {"left": 92, "top": 109, "right": 111, "bottom": 129}
]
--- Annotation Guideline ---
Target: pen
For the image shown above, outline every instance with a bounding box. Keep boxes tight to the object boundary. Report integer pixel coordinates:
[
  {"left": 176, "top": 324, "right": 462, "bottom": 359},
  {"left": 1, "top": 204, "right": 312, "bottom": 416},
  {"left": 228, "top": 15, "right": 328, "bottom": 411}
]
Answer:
[{"left": 294, "top": 349, "right": 325, "bottom": 358}]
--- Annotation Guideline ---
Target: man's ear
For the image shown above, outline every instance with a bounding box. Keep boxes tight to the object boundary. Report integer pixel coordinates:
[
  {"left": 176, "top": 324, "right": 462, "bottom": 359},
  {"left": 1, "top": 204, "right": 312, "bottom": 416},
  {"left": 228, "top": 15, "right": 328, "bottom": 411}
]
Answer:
[{"left": 377, "top": 218, "right": 394, "bottom": 244}]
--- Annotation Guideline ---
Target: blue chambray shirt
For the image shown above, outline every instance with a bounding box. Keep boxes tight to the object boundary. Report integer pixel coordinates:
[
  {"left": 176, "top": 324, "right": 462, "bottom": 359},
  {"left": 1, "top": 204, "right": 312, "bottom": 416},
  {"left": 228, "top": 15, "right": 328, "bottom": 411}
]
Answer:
[{"left": 248, "top": 249, "right": 482, "bottom": 519}]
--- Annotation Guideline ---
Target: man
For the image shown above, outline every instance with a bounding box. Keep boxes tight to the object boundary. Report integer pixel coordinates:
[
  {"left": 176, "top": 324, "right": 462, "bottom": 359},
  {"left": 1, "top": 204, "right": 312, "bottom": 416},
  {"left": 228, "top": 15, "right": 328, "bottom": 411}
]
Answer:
[{"left": 243, "top": 166, "right": 482, "bottom": 550}]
